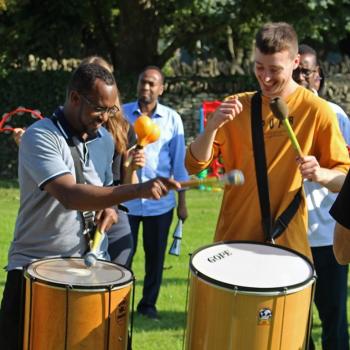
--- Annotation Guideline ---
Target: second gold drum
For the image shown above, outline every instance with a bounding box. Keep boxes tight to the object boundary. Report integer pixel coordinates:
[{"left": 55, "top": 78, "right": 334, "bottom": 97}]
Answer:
[{"left": 185, "top": 241, "right": 316, "bottom": 350}]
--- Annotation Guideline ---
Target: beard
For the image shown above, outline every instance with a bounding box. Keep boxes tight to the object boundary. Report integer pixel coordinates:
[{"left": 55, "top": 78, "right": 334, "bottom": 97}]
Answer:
[
  {"left": 138, "top": 94, "right": 153, "bottom": 105},
  {"left": 77, "top": 107, "right": 99, "bottom": 139}
]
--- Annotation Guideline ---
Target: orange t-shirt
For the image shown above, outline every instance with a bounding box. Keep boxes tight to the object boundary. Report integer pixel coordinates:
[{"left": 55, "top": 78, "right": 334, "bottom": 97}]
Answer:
[{"left": 186, "top": 87, "right": 350, "bottom": 260}]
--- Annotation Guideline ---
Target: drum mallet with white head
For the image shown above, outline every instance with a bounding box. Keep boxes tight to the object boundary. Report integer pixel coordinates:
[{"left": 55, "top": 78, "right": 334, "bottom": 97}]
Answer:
[
  {"left": 180, "top": 169, "right": 244, "bottom": 188},
  {"left": 84, "top": 228, "right": 105, "bottom": 268},
  {"left": 179, "top": 169, "right": 245, "bottom": 189},
  {"left": 269, "top": 97, "right": 304, "bottom": 158}
]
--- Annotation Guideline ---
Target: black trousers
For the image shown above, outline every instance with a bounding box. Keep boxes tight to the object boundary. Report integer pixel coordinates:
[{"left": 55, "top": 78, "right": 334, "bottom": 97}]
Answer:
[
  {"left": 128, "top": 209, "right": 173, "bottom": 311},
  {"left": 0, "top": 269, "right": 26, "bottom": 350},
  {"left": 309, "top": 245, "right": 349, "bottom": 350}
]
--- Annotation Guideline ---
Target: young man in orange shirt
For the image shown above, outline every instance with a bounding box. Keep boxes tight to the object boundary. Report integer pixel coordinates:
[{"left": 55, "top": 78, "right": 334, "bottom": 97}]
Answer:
[{"left": 186, "top": 22, "right": 350, "bottom": 261}]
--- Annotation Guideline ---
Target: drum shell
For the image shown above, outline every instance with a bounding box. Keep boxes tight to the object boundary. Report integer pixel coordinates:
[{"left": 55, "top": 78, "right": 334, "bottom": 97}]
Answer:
[
  {"left": 185, "top": 242, "right": 316, "bottom": 350},
  {"left": 23, "top": 258, "right": 132, "bottom": 350}
]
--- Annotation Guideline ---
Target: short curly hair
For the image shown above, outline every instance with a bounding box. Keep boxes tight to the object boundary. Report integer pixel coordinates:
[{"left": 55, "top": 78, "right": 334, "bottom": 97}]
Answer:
[{"left": 67, "top": 63, "right": 116, "bottom": 97}]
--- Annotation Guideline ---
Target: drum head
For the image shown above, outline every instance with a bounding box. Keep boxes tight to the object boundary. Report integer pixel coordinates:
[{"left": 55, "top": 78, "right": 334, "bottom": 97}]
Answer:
[
  {"left": 26, "top": 258, "right": 133, "bottom": 289},
  {"left": 190, "top": 241, "right": 315, "bottom": 293}
]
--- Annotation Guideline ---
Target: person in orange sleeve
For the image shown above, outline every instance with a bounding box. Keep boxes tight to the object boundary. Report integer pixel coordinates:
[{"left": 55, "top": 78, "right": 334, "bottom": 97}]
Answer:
[{"left": 185, "top": 22, "right": 350, "bottom": 262}]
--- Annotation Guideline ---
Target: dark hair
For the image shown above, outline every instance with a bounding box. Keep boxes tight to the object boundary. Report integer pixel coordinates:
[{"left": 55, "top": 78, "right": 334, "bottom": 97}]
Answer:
[
  {"left": 139, "top": 65, "right": 165, "bottom": 84},
  {"left": 298, "top": 44, "right": 317, "bottom": 57},
  {"left": 67, "top": 63, "right": 116, "bottom": 97},
  {"left": 255, "top": 22, "right": 298, "bottom": 58},
  {"left": 298, "top": 43, "right": 326, "bottom": 95}
]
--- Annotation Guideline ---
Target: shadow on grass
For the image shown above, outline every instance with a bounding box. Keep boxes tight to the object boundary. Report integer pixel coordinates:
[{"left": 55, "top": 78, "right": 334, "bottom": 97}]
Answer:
[
  {"left": 132, "top": 309, "right": 187, "bottom": 332},
  {"left": 133, "top": 277, "right": 189, "bottom": 288}
]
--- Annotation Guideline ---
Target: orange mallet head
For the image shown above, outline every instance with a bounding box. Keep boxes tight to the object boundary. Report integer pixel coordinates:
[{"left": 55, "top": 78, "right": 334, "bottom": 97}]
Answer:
[
  {"left": 124, "top": 115, "right": 160, "bottom": 167},
  {"left": 141, "top": 123, "right": 160, "bottom": 146},
  {"left": 134, "top": 115, "right": 154, "bottom": 141},
  {"left": 134, "top": 114, "right": 160, "bottom": 147}
]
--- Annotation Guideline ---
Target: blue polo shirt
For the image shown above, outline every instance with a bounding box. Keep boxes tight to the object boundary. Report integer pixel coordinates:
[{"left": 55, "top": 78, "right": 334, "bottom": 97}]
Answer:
[{"left": 122, "top": 101, "right": 188, "bottom": 216}]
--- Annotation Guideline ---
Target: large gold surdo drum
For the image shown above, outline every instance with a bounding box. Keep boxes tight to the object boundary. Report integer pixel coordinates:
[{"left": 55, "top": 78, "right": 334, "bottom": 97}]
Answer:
[
  {"left": 23, "top": 258, "right": 133, "bottom": 350},
  {"left": 185, "top": 241, "right": 316, "bottom": 350}
]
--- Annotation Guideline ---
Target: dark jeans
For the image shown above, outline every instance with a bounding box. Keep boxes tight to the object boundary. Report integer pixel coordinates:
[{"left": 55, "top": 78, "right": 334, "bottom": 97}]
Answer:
[
  {"left": 0, "top": 269, "right": 26, "bottom": 350},
  {"left": 128, "top": 210, "right": 173, "bottom": 311},
  {"left": 309, "top": 245, "right": 349, "bottom": 350}
]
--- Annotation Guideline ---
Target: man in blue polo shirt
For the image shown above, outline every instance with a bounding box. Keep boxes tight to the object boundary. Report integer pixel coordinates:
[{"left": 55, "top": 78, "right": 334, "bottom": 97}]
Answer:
[
  {"left": 0, "top": 63, "right": 179, "bottom": 350},
  {"left": 123, "top": 66, "right": 189, "bottom": 320}
]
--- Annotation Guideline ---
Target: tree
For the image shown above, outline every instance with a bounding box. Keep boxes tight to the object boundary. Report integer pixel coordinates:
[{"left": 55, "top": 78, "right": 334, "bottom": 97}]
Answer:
[{"left": 0, "top": 0, "right": 349, "bottom": 76}]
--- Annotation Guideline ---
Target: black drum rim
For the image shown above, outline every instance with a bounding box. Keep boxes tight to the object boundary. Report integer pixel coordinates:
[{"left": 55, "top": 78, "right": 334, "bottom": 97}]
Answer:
[{"left": 25, "top": 257, "right": 134, "bottom": 290}]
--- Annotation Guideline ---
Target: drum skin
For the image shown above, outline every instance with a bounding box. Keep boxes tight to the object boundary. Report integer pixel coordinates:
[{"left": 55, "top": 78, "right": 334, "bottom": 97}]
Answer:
[
  {"left": 184, "top": 242, "right": 315, "bottom": 350},
  {"left": 23, "top": 259, "right": 132, "bottom": 350}
]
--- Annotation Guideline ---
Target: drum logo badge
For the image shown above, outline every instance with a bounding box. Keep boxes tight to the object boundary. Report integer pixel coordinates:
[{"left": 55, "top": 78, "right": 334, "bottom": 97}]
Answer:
[
  {"left": 258, "top": 308, "right": 272, "bottom": 325},
  {"left": 116, "top": 298, "right": 128, "bottom": 325}
]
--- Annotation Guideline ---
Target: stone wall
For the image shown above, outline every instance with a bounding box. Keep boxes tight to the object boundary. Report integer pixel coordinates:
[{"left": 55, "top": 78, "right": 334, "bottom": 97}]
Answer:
[{"left": 1, "top": 56, "right": 350, "bottom": 179}]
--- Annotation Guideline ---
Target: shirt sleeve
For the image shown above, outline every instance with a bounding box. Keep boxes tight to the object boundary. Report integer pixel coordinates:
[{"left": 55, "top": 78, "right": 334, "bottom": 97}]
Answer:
[
  {"left": 20, "top": 123, "right": 72, "bottom": 189},
  {"left": 169, "top": 113, "right": 189, "bottom": 182},
  {"left": 185, "top": 145, "right": 215, "bottom": 175},
  {"left": 335, "top": 106, "right": 350, "bottom": 145},
  {"left": 313, "top": 100, "right": 350, "bottom": 174},
  {"left": 330, "top": 170, "right": 350, "bottom": 228}
]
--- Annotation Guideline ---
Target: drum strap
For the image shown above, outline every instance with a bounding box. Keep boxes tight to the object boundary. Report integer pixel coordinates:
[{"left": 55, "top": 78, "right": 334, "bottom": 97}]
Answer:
[
  {"left": 251, "top": 92, "right": 302, "bottom": 242},
  {"left": 67, "top": 143, "right": 97, "bottom": 237},
  {"left": 50, "top": 110, "right": 96, "bottom": 238}
]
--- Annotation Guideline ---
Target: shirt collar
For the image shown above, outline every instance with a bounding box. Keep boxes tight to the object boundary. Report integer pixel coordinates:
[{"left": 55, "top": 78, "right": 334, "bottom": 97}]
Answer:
[
  {"left": 52, "top": 106, "right": 102, "bottom": 143},
  {"left": 132, "top": 101, "right": 166, "bottom": 118}
]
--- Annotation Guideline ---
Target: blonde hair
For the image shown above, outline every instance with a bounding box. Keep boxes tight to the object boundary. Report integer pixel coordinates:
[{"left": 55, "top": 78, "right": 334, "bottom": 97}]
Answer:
[{"left": 80, "top": 55, "right": 129, "bottom": 154}]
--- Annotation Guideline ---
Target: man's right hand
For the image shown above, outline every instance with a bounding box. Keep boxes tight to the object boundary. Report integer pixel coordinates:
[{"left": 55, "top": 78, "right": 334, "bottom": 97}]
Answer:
[
  {"left": 206, "top": 96, "right": 243, "bottom": 132},
  {"left": 138, "top": 177, "right": 180, "bottom": 200},
  {"left": 187, "top": 96, "right": 243, "bottom": 165}
]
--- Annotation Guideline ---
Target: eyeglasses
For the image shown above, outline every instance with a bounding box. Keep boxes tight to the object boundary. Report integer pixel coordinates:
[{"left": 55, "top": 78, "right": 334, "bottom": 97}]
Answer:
[
  {"left": 80, "top": 94, "right": 120, "bottom": 118},
  {"left": 294, "top": 66, "right": 317, "bottom": 78}
]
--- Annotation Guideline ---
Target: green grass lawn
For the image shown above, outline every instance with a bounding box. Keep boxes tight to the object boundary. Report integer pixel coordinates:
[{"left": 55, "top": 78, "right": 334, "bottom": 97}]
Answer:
[{"left": 0, "top": 184, "right": 348, "bottom": 349}]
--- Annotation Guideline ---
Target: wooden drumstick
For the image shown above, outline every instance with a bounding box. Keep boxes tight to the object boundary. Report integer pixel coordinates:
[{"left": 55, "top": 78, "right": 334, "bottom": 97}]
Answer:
[{"left": 270, "top": 97, "right": 304, "bottom": 157}]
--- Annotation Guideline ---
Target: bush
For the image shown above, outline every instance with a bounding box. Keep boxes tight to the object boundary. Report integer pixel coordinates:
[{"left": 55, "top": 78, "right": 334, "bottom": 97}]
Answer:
[{"left": 0, "top": 70, "right": 256, "bottom": 179}]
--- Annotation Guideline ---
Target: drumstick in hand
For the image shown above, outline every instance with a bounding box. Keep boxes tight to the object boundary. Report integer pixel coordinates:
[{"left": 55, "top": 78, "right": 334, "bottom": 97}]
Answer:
[
  {"left": 84, "top": 228, "right": 104, "bottom": 268},
  {"left": 270, "top": 97, "right": 303, "bottom": 157},
  {"left": 180, "top": 169, "right": 245, "bottom": 189}
]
